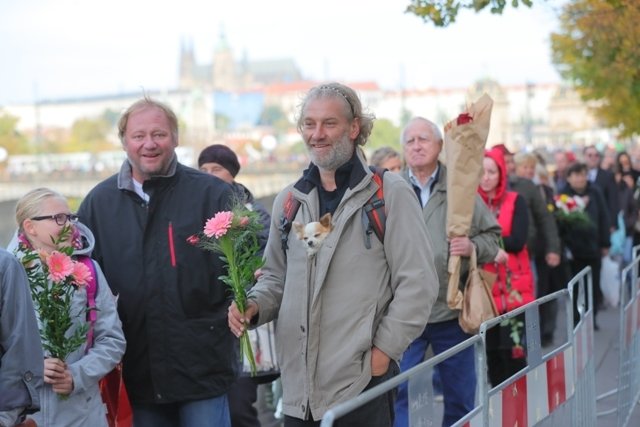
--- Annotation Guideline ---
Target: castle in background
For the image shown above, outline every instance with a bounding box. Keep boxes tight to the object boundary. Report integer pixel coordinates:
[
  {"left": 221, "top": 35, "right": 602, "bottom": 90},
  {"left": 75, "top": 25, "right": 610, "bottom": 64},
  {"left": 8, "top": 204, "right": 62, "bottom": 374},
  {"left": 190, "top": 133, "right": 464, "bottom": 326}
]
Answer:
[
  {"left": 178, "top": 32, "right": 302, "bottom": 92},
  {"left": 1, "top": 32, "right": 623, "bottom": 171}
]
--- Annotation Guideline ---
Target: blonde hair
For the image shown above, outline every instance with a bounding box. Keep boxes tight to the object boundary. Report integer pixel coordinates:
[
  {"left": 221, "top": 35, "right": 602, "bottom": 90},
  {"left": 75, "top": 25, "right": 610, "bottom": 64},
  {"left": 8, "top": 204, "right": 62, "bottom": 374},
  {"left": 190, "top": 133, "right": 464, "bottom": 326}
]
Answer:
[
  {"left": 118, "top": 96, "right": 179, "bottom": 145},
  {"left": 514, "top": 152, "right": 538, "bottom": 167},
  {"left": 15, "top": 188, "right": 66, "bottom": 232}
]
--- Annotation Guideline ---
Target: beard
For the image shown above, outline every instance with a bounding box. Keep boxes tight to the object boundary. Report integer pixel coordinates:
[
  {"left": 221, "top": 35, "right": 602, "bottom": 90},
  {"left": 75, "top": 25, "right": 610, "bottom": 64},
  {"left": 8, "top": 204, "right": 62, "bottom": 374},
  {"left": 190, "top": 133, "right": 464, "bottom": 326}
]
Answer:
[{"left": 307, "top": 131, "right": 354, "bottom": 171}]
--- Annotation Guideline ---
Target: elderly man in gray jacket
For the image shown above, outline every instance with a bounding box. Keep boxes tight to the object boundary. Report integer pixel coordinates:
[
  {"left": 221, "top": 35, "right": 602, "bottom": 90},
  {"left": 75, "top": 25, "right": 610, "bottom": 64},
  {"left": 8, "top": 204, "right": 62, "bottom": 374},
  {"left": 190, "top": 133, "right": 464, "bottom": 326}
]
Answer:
[
  {"left": 0, "top": 248, "right": 43, "bottom": 427},
  {"left": 229, "top": 83, "right": 438, "bottom": 427},
  {"left": 394, "top": 117, "right": 501, "bottom": 427}
]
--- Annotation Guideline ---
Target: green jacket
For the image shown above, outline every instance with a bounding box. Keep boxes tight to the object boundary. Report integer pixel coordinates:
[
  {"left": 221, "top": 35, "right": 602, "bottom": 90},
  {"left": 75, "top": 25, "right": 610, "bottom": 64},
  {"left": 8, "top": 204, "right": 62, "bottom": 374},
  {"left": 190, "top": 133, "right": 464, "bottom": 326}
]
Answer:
[{"left": 402, "top": 163, "right": 501, "bottom": 323}]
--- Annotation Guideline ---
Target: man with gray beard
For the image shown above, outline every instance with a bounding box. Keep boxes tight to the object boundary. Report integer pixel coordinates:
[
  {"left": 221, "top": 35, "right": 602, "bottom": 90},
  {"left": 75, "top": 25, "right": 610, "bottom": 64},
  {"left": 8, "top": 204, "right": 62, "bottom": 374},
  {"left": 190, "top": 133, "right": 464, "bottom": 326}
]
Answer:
[{"left": 228, "top": 82, "right": 438, "bottom": 427}]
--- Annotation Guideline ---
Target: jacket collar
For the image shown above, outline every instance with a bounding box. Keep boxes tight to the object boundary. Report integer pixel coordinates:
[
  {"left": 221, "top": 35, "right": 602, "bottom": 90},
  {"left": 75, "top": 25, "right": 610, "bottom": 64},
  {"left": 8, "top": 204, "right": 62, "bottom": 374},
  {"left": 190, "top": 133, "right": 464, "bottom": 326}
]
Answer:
[{"left": 117, "top": 154, "right": 178, "bottom": 192}]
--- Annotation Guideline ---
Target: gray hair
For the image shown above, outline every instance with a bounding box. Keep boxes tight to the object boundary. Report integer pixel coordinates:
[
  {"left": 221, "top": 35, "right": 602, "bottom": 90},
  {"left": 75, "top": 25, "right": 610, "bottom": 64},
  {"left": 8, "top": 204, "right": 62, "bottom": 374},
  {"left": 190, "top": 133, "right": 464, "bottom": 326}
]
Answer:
[
  {"left": 400, "top": 117, "right": 443, "bottom": 144},
  {"left": 296, "top": 82, "right": 375, "bottom": 146},
  {"left": 370, "top": 146, "right": 401, "bottom": 168}
]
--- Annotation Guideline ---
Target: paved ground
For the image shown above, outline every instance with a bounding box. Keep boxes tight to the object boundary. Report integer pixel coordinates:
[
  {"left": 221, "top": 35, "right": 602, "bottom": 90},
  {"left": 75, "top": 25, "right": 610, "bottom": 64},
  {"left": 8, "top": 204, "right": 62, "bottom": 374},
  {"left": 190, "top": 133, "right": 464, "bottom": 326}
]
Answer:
[{"left": 591, "top": 303, "right": 640, "bottom": 426}]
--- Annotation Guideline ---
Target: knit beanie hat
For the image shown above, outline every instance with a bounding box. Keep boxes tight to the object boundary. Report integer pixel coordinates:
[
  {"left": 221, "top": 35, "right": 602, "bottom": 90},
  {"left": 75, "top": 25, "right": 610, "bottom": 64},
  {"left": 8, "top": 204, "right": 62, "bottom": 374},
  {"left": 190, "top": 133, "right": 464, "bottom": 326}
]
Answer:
[{"left": 197, "top": 144, "right": 241, "bottom": 177}]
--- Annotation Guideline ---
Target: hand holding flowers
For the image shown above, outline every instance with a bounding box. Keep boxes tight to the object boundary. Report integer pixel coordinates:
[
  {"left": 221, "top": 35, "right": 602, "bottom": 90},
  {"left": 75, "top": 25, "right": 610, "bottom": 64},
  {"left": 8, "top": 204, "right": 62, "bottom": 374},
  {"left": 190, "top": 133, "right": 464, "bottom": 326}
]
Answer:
[{"left": 189, "top": 203, "right": 265, "bottom": 376}]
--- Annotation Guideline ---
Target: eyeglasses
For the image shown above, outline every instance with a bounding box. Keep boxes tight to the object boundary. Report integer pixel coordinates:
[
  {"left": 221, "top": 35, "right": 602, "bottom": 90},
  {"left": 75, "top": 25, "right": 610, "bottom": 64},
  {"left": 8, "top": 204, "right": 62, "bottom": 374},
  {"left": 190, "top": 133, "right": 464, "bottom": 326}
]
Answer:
[{"left": 31, "top": 213, "right": 79, "bottom": 226}]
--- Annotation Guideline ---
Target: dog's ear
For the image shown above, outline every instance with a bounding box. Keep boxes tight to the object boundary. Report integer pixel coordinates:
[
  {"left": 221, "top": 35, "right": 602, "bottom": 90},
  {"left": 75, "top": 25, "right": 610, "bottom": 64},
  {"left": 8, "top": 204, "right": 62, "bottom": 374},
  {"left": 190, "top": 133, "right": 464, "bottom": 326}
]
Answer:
[
  {"left": 319, "top": 213, "right": 333, "bottom": 230},
  {"left": 292, "top": 222, "right": 305, "bottom": 239}
]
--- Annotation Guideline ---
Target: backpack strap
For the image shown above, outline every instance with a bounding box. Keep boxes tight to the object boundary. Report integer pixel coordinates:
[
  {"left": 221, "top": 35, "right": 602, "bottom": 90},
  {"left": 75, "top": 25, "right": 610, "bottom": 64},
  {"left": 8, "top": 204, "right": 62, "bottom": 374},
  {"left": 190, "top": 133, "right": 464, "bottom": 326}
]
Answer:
[
  {"left": 279, "top": 167, "right": 387, "bottom": 253},
  {"left": 279, "top": 191, "right": 301, "bottom": 253},
  {"left": 78, "top": 256, "right": 98, "bottom": 352},
  {"left": 364, "top": 166, "right": 386, "bottom": 244}
]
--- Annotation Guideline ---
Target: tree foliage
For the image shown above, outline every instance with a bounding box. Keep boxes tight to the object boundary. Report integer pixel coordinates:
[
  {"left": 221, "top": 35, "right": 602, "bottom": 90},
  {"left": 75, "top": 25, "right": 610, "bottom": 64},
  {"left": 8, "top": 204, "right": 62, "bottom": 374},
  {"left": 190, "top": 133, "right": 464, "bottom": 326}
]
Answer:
[
  {"left": 406, "top": 0, "right": 533, "bottom": 27},
  {"left": 0, "top": 111, "right": 30, "bottom": 155},
  {"left": 66, "top": 117, "right": 113, "bottom": 153},
  {"left": 368, "top": 118, "right": 402, "bottom": 151},
  {"left": 258, "top": 105, "right": 291, "bottom": 135},
  {"left": 551, "top": 0, "right": 640, "bottom": 137}
]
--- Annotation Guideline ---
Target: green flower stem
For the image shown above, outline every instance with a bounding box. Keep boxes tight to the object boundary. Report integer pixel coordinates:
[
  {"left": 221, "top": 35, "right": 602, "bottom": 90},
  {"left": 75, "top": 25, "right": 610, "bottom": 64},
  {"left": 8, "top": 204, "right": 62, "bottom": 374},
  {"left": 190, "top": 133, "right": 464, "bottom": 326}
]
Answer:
[{"left": 219, "top": 236, "right": 257, "bottom": 376}]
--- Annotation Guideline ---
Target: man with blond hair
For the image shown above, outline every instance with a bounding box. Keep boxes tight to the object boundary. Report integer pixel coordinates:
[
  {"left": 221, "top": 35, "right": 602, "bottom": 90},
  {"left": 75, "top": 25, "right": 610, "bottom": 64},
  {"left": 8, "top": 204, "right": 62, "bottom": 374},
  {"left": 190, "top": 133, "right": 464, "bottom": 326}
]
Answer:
[{"left": 79, "top": 97, "right": 237, "bottom": 427}]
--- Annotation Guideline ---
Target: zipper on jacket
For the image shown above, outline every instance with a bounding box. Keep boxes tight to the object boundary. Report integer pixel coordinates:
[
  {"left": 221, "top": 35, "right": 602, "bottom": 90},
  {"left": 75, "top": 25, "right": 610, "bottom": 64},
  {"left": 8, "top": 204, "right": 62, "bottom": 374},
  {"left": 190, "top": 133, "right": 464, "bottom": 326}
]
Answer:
[{"left": 168, "top": 221, "right": 176, "bottom": 267}]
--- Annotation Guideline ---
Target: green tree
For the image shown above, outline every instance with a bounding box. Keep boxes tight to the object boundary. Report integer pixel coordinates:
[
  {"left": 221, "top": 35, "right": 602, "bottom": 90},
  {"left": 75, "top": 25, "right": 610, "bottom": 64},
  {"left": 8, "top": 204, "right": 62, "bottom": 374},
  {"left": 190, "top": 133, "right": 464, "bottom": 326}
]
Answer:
[
  {"left": 368, "top": 119, "right": 402, "bottom": 151},
  {"left": 551, "top": 0, "right": 640, "bottom": 137},
  {"left": 406, "top": 0, "right": 532, "bottom": 27},
  {"left": 66, "top": 117, "right": 113, "bottom": 153},
  {"left": 258, "top": 105, "right": 291, "bottom": 136},
  {"left": 0, "top": 111, "right": 30, "bottom": 154}
]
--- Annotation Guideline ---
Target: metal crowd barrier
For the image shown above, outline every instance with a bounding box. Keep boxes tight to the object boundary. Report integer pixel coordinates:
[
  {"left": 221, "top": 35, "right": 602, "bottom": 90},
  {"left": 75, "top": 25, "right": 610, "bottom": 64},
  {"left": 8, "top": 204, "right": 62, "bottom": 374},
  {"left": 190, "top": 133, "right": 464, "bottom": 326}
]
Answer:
[
  {"left": 319, "top": 334, "right": 485, "bottom": 427},
  {"left": 320, "top": 267, "right": 596, "bottom": 427},
  {"left": 596, "top": 248, "right": 640, "bottom": 426},
  {"left": 475, "top": 266, "right": 595, "bottom": 427}
]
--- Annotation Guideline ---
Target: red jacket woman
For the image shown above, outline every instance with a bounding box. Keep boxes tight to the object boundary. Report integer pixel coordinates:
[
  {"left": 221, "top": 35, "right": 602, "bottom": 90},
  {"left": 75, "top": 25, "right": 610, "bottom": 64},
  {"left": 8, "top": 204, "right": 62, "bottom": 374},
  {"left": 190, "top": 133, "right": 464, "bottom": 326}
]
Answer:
[
  {"left": 478, "top": 148, "right": 535, "bottom": 313},
  {"left": 478, "top": 147, "right": 536, "bottom": 386}
]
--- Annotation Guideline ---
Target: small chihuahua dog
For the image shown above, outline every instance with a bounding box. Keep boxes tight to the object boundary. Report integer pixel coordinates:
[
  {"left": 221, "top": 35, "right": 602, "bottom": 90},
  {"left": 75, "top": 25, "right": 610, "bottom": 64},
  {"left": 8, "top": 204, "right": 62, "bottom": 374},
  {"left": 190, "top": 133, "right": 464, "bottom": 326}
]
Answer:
[{"left": 293, "top": 213, "right": 333, "bottom": 257}]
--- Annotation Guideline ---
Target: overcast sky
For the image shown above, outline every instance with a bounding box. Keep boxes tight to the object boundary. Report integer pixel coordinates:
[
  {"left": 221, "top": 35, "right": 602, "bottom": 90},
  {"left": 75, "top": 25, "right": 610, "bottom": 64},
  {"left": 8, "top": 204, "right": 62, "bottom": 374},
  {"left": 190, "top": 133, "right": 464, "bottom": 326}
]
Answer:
[{"left": 0, "top": 0, "right": 567, "bottom": 105}]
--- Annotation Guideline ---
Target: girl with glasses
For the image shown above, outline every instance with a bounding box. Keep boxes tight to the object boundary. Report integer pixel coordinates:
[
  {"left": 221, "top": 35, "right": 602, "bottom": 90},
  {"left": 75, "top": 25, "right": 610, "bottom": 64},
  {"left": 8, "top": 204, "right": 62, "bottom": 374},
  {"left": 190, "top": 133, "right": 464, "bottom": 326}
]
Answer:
[{"left": 7, "top": 188, "right": 126, "bottom": 427}]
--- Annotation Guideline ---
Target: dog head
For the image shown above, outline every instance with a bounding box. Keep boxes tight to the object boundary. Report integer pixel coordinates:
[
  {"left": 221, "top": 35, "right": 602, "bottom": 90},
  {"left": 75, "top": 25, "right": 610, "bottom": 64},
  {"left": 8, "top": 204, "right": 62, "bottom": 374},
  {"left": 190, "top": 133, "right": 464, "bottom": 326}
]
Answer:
[{"left": 293, "top": 212, "right": 333, "bottom": 256}]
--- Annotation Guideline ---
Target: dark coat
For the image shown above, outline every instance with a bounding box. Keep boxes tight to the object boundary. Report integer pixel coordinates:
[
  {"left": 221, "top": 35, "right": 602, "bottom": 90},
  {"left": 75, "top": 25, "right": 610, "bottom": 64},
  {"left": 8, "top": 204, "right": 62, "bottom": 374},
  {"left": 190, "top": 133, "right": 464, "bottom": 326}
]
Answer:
[
  {"left": 508, "top": 176, "right": 561, "bottom": 256},
  {"left": 78, "top": 158, "right": 237, "bottom": 404},
  {"left": 560, "top": 183, "right": 611, "bottom": 259},
  {"left": 592, "top": 168, "right": 620, "bottom": 229}
]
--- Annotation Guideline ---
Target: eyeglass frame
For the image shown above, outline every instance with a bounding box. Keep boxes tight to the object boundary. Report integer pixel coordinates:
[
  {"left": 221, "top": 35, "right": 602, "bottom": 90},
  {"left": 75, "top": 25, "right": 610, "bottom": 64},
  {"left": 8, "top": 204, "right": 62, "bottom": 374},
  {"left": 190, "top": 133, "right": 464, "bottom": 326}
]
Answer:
[{"left": 30, "top": 213, "right": 79, "bottom": 226}]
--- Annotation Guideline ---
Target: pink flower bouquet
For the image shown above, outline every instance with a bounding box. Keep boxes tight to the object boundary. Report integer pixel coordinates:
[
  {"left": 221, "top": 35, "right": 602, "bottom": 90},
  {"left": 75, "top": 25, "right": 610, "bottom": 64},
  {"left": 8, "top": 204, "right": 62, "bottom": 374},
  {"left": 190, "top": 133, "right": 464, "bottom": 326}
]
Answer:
[
  {"left": 189, "top": 203, "right": 265, "bottom": 375},
  {"left": 16, "top": 224, "right": 92, "bottom": 398}
]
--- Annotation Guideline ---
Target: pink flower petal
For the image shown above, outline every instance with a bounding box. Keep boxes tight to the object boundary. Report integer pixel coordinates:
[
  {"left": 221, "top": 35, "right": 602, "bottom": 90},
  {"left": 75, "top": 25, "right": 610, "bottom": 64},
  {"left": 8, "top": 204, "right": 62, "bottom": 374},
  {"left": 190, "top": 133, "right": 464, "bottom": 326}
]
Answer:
[
  {"left": 204, "top": 211, "right": 234, "bottom": 238},
  {"left": 46, "top": 251, "right": 74, "bottom": 282}
]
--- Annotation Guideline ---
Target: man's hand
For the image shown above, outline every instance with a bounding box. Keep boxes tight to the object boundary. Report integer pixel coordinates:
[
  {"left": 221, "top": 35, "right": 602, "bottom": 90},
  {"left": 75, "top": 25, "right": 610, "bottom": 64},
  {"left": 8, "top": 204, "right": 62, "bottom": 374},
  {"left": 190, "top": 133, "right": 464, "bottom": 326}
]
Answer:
[
  {"left": 370, "top": 347, "right": 390, "bottom": 376},
  {"left": 228, "top": 301, "right": 258, "bottom": 338},
  {"left": 449, "top": 236, "right": 474, "bottom": 257},
  {"left": 43, "top": 358, "right": 73, "bottom": 395},
  {"left": 545, "top": 252, "right": 561, "bottom": 267}
]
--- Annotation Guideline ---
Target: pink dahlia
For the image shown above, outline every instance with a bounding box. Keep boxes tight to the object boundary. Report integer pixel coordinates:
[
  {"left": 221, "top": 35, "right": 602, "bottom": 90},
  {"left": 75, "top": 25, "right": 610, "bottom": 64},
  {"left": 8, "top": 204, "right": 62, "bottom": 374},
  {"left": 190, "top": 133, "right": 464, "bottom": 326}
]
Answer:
[{"left": 204, "top": 211, "right": 234, "bottom": 238}]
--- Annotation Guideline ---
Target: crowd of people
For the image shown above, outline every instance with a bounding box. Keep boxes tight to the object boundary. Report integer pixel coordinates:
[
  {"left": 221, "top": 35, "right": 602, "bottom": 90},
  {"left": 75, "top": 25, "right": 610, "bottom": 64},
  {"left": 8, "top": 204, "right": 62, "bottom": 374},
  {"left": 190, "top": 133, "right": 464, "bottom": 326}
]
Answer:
[{"left": 1, "top": 82, "right": 636, "bottom": 427}]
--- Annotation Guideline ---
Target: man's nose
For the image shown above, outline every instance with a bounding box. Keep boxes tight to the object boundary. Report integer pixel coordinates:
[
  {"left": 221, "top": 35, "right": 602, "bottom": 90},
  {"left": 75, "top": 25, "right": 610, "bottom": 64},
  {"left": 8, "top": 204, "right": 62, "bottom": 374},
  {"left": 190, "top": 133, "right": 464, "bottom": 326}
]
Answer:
[
  {"left": 142, "top": 135, "right": 157, "bottom": 147},
  {"left": 310, "top": 125, "right": 326, "bottom": 140}
]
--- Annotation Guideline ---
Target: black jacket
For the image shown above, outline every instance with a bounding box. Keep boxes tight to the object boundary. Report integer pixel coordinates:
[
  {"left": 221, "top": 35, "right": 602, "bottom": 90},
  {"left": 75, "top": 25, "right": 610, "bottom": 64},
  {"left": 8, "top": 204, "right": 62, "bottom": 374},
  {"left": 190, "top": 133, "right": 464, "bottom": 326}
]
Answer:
[
  {"left": 591, "top": 167, "right": 620, "bottom": 229},
  {"left": 78, "top": 158, "right": 237, "bottom": 404},
  {"left": 509, "top": 176, "right": 561, "bottom": 256},
  {"left": 560, "top": 183, "right": 611, "bottom": 259}
]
